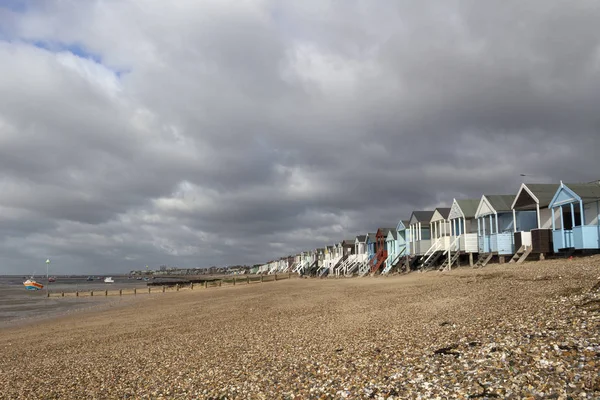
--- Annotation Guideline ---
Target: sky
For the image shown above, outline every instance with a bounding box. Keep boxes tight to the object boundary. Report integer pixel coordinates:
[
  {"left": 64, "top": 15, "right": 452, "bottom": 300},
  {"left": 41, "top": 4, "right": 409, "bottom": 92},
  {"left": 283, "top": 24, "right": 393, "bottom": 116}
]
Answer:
[{"left": 0, "top": 0, "right": 599, "bottom": 274}]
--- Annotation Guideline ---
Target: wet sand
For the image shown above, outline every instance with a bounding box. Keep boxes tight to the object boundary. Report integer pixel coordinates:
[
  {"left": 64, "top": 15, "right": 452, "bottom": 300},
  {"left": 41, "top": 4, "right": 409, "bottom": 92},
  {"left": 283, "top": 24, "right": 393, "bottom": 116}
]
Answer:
[
  {"left": 0, "top": 277, "right": 149, "bottom": 328},
  {"left": 0, "top": 258, "right": 599, "bottom": 399}
]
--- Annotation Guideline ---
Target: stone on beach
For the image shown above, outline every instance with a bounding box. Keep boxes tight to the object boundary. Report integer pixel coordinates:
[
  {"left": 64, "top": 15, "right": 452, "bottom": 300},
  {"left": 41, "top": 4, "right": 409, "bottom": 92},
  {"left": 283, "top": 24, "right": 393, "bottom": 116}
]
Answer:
[{"left": 0, "top": 257, "right": 599, "bottom": 399}]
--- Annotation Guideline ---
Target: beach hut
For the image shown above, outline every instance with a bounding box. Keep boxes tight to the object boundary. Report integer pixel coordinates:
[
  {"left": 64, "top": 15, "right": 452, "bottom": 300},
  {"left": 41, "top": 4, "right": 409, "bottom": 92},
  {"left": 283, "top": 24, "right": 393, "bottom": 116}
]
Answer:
[
  {"left": 360, "top": 233, "right": 378, "bottom": 276},
  {"left": 369, "top": 228, "right": 393, "bottom": 275},
  {"left": 301, "top": 249, "right": 319, "bottom": 276},
  {"left": 267, "top": 260, "right": 279, "bottom": 274},
  {"left": 448, "top": 199, "right": 480, "bottom": 267},
  {"left": 333, "top": 240, "right": 355, "bottom": 276},
  {"left": 319, "top": 245, "right": 335, "bottom": 276},
  {"left": 548, "top": 182, "right": 600, "bottom": 252},
  {"left": 383, "top": 220, "right": 410, "bottom": 274},
  {"left": 384, "top": 229, "right": 398, "bottom": 274},
  {"left": 408, "top": 211, "right": 434, "bottom": 257},
  {"left": 331, "top": 241, "right": 348, "bottom": 273},
  {"left": 290, "top": 254, "right": 301, "bottom": 273},
  {"left": 419, "top": 208, "right": 451, "bottom": 270},
  {"left": 298, "top": 250, "right": 312, "bottom": 276},
  {"left": 347, "top": 235, "right": 368, "bottom": 276},
  {"left": 475, "top": 194, "right": 536, "bottom": 265},
  {"left": 510, "top": 183, "right": 560, "bottom": 262},
  {"left": 311, "top": 248, "right": 324, "bottom": 276},
  {"left": 284, "top": 255, "right": 295, "bottom": 272},
  {"left": 276, "top": 258, "right": 286, "bottom": 273}
]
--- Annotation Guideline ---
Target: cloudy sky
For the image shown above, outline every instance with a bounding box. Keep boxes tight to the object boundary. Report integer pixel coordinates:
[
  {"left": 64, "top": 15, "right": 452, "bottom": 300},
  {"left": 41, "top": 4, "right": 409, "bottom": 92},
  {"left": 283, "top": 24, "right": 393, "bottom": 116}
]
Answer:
[{"left": 0, "top": 0, "right": 599, "bottom": 274}]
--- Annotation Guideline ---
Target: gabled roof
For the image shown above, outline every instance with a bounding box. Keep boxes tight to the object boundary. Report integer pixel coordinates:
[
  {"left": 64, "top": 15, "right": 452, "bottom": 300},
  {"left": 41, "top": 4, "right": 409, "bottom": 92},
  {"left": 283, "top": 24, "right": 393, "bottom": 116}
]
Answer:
[
  {"left": 409, "top": 211, "right": 435, "bottom": 225},
  {"left": 376, "top": 228, "right": 394, "bottom": 237},
  {"left": 512, "top": 183, "right": 561, "bottom": 210},
  {"left": 487, "top": 195, "right": 516, "bottom": 211},
  {"left": 431, "top": 207, "right": 451, "bottom": 222},
  {"left": 395, "top": 220, "right": 409, "bottom": 231},
  {"left": 386, "top": 230, "right": 398, "bottom": 240},
  {"left": 549, "top": 182, "right": 600, "bottom": 207},
  {"left": 449, "top": 199, "right": 480, "bottom": 219},
  {"left": 367, "top": 232, "right": 377, "bottom": 242},
  {"left": 475, "top": 195, "right": 516, "bottom": 218},
  {"left": 355, "top": 235, "right": 367, "bottom": 243}
]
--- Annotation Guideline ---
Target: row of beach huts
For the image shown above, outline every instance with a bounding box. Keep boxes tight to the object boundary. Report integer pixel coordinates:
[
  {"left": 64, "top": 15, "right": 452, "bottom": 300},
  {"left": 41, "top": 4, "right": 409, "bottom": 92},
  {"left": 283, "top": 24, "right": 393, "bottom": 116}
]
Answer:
[{"left": 256, "top": 181, "right": 600, "bottom": 277}]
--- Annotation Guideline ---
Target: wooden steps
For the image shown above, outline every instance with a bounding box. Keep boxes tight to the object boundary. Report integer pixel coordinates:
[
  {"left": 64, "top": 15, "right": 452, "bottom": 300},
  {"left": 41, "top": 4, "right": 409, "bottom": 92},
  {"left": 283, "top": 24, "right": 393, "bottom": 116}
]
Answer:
[
  {"left": 439, "top": 251, "right": 460, "bottom": 271},
  {"left": 474, "top": 253, "right": 493, "bottom": 268},
  {"left": 509, "top": 245, "right": 532, "bottom": 264}
]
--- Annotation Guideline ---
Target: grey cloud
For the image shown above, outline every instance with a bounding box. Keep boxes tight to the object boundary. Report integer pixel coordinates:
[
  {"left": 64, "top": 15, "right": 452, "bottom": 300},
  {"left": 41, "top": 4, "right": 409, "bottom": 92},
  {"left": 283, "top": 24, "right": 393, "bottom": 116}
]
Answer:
[{"left": 0, "top": 1, "right": 599, "bottom": 273}]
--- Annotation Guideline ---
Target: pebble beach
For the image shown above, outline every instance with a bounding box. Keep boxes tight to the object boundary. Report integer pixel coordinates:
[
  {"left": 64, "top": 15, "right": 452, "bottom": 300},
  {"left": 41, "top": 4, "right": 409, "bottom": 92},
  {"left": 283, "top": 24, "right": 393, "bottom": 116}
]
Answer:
[{"left": 0, "top": 257, "right": 599, "bottom": 399}]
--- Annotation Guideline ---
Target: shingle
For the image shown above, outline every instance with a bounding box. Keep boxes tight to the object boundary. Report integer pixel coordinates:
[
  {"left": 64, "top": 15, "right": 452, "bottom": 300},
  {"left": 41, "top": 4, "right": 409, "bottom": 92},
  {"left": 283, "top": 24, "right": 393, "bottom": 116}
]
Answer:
[
  {"left": 485, "top": 195, "right": 516, "bottom": 212},
  {"left": 455, "top": 199, "right": 480, "bottom": 218},
  {"left": 435, "top": 207, "right": 451, "bottom": 219},
  {"left": 377, "top": 228, "right": 395, "bottom": 236},
  {"left": 566, "top": 182, "right": 600, "bottom": 201},
  {"left": 410, "top": 211, "right": 435, "bottom": 223}
]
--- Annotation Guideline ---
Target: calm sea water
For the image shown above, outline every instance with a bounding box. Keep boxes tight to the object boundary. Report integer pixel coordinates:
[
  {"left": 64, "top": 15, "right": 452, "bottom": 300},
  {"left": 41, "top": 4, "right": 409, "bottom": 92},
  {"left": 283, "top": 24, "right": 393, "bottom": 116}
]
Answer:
[{"left": 0, "top": 276, "right": 149, "bottom": 328}]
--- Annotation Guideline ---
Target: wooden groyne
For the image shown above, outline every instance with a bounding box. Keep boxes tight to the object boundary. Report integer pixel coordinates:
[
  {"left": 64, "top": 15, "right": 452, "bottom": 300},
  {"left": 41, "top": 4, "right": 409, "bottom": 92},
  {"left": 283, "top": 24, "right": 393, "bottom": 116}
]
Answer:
[{"left": 46, "top": 273, "right": 292, "bottom": 298}]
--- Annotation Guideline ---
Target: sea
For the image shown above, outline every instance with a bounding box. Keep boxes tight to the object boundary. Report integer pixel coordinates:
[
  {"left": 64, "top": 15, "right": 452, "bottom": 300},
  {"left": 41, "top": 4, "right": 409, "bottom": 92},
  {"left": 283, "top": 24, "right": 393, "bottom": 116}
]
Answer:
[{"left": 0, "top": 275, "right": 149, "bottom": 328}]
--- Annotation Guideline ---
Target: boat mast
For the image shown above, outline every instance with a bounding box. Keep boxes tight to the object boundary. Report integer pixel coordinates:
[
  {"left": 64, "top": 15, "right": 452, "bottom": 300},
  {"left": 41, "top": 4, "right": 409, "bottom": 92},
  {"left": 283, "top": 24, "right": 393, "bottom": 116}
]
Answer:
[{"left": 46, "top": 258, "right": 50, "bottom": 295}]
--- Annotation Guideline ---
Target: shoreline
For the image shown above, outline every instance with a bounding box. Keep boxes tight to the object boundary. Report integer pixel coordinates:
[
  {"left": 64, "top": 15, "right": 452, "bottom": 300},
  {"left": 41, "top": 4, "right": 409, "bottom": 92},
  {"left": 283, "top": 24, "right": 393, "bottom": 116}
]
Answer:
[{"left": 0, "top": 293, "right": 148, "bottom": 331}]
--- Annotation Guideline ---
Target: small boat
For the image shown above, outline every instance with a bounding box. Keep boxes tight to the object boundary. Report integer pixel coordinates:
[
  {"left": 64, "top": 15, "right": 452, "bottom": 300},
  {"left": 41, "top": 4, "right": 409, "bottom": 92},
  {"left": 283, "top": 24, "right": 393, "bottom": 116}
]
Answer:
[
  {"left": 48, "top": 276, "right": 56, "bottom": 283},
  {"left": 23, "top": 278, "right": 44, "bottom": 290},
  {"left": 104, "top": 277, "right": 114, "bottom": 283},
  {"left": 136, "top": 277, "right": 142, "bottom": 280},
  {"left": 86, "top": 276, "right": 94, "bottom": 281}
]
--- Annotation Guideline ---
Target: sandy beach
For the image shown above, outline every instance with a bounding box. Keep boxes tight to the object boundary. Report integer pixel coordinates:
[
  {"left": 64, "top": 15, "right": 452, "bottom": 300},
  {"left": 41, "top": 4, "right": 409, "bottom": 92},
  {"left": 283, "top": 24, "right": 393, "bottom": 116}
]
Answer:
[{"left": 0, "top": 258, "right": 599, "bottom": 399}]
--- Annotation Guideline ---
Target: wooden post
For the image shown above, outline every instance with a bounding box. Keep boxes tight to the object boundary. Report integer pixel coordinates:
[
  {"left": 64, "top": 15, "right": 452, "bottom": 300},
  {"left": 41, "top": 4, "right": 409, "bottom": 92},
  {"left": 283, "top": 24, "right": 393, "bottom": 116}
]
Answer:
[
  {"left": 162, "top": 286, "right": 165, "bottom": 293},
  {"left": 47, "top": 291, "right": 50, "bottom": 298},
  {"left": 76, "top": 291, "right": 79, "bottom": 297},
  {"left": 148, "top": 287, "right": 151, "bottom": 294},
  {"left": 288, "top": 271, "right": 291, "bottom": 279},
  {"left": 247, "top": 276, "right": 250, "bottom": 284},
  {"left": 499, "top": 256, "right": 505, "bottom": 264},
  {"left": 539, "top": 253, "right": 545, "bottom": 261},
  {"left": 134, "top": 288, "right": 136, "bottom": 296},
  {"left": 105, "top": 290, "right": 108, "bottom": 296},
  {"left": 260, "top": 275, "right": 264, "bottom": 283},
  {"left": 90, "top": 291, "right": 93, "bottom": 297},
  {"left": 469, "top": 253, "right": 474, "bottom": 267},
  {"left": 219, "top": 280, "right": 222, "bottom": 287},
  {"left": 205, "top": 281, "right": 208, "bottom": 289},
  {"left": 176, "top": 284, "right": 179, "bottom": 292},
  {"left": 61, "top": 292, "right": 64, "bottom": 297},
  {"left": 119, "top": 289, "right": 122, "bottom": 296},
  {"left": 233, "top": 277, "right": 236, "bottom": 286},
  {"left": 191, "top": 282, "right": 194, "bottom": 290},
  {"left": 275, "top": 274, "right": 277, "bottom": 281}
]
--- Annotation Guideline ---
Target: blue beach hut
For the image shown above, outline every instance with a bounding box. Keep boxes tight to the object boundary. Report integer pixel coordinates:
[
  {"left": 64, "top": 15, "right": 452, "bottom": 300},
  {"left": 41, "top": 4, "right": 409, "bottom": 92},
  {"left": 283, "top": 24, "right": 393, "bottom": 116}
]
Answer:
[
  {"left": 475, "top": 194, "right": 526, "bottom": 256},
  {"left": 548, "top": 182, "right": 600, "bottom": 252}
]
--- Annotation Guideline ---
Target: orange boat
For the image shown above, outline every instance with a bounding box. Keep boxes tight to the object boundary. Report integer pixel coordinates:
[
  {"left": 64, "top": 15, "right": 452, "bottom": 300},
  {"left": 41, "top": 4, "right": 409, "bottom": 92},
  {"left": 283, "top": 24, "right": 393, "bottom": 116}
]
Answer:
[{"left": 23, "top": 278, "right": 44, "bottom": 290}]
